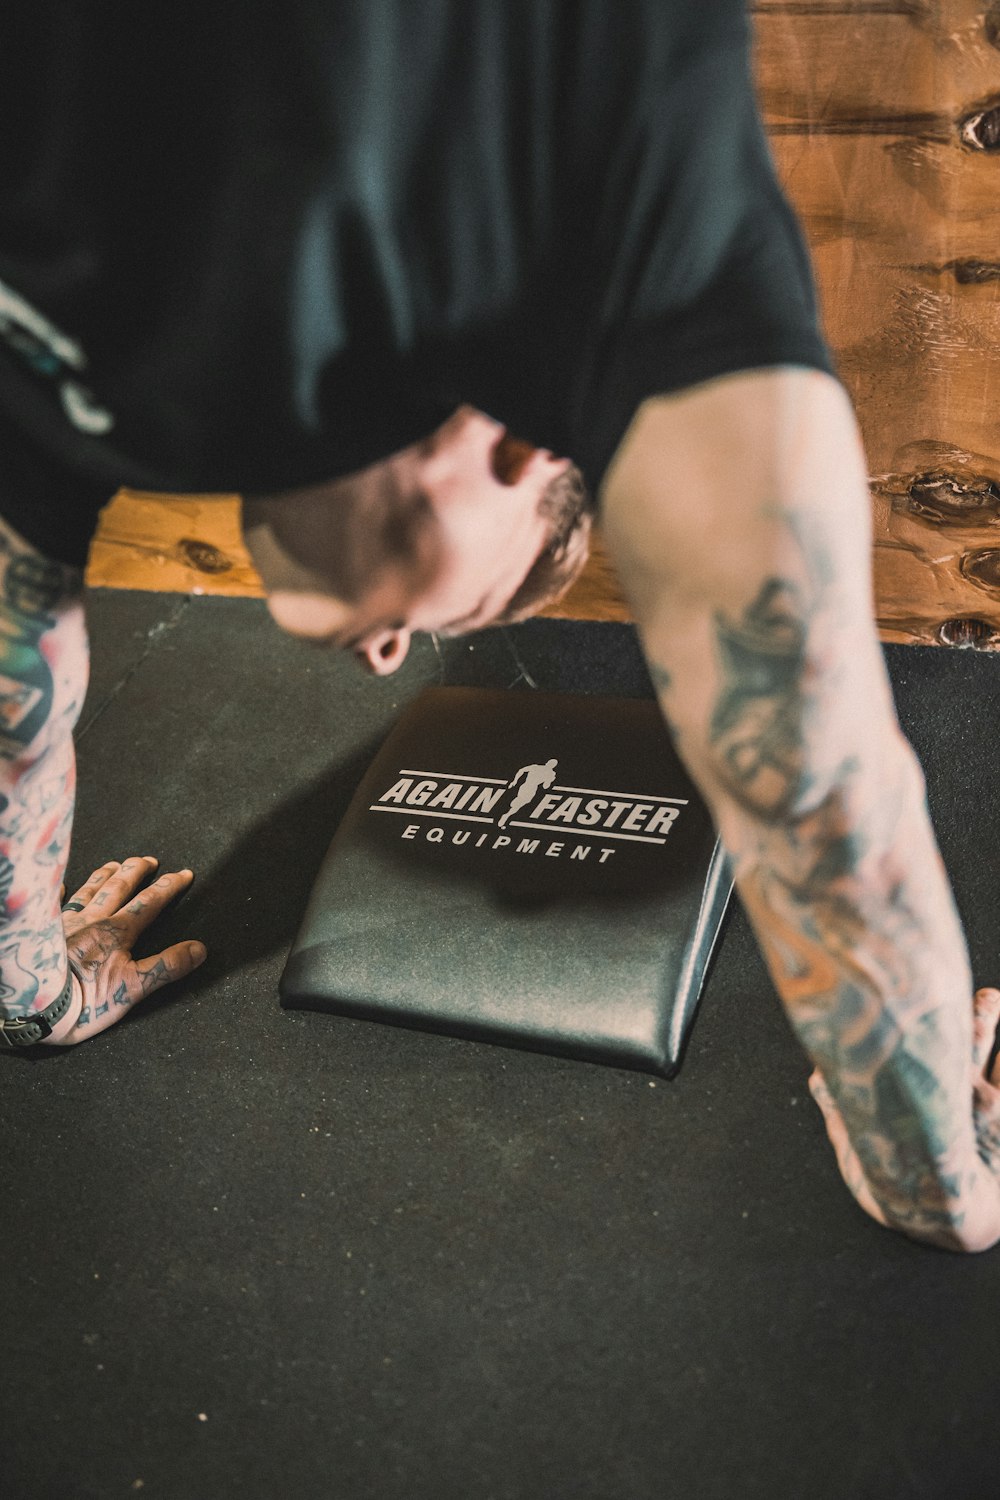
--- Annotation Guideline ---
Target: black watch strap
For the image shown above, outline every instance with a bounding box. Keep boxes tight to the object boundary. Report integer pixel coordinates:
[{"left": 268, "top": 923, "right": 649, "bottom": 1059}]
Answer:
[{"left": 0, "top": 971, "right": 75, "bottom": 1049}]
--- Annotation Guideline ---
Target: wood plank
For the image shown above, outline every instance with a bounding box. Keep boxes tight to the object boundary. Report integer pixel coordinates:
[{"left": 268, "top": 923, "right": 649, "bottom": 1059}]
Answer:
[
  {"left": 85, "top": 489, "right": 632, "bottom": 623},
  {"left": 754, "top": 9, "right": 1000, "bottom": 127},
  {"left": 769, "top": 137, "right": 1000, "bottom": 261},
  {"left": 539, "top": 536, "right": 630, "bottom": 623},
  {"left": 754, "top": 15, "right": 937, "bottom": 125},
  {"left": 752, "top": 3, "right": 929, "bottom": 12},
  {"left": 769, "top": 133, "right": 1000, "bottom": 487},
  {"left": 87, "top": 491, "right": 264, "bottom": 598},
  {"left": 92, "top": 482, "right": 1000, "bottom": 650}
]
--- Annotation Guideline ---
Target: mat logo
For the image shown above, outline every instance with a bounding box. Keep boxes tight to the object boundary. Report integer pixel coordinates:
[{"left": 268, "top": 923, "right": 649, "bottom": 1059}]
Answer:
[{"left": 369, "top": 758, "right": 687, "bottom": 863}]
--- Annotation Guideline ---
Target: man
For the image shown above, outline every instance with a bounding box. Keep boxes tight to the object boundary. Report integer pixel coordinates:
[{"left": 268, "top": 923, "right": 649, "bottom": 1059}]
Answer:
[
  {"left": 497, "top": 759, "right": 559, "bottom": 829},
  {"left": 3, "top": 2, "right": 1000, "bottom": 1252}
]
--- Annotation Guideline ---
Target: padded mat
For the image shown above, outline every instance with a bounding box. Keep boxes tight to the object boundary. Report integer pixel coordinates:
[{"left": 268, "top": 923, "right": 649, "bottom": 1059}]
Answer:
[
  {"left": 281, "top": 686, "right": 732, "bottom": 1075},
  {"left": 3, "top": 589, "right": 1000, "bottom": 1500}
]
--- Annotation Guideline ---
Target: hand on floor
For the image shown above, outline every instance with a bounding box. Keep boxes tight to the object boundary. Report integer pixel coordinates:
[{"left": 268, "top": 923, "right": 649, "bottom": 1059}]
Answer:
[
  {"left": 43, "top": 856, "right": 207, "bottom": 1045},
  {"left": 807, "top": 1067, "right": 888, "bottom": 1229},
  {"left": 809, "top": 985, "right": 1000, "bottom": 1233}
]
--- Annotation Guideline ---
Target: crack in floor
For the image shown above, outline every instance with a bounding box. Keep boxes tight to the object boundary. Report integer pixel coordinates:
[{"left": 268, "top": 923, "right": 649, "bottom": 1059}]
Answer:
[
  {"left": 76, "top": 595, "right": 192, "bottom": 741},
  {"left": 500, "top": 628, "right": 540, "bottom": 690},
  {"left": 429, "top": 631, "right": 446, "bottom": 682}
]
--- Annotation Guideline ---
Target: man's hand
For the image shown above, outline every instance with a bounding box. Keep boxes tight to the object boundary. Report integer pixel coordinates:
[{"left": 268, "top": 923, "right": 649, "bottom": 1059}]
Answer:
[
  {"left": 809, "top": 986, "right": 1000, "bottom": 1235},
  {"left": 808, "top": 1068, "right": 889, "bottom": 1229},
  {"left": 44, "top": 856, "right": 207, "bottom": 1045}
]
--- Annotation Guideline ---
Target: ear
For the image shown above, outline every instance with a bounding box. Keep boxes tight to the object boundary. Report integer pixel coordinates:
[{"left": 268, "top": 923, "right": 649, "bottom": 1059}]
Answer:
[{"left": 356, "top": 627, "right": 412, "bottom": 675}]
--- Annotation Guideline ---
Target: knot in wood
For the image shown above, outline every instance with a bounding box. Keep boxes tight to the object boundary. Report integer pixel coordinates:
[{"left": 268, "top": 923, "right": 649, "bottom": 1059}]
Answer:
[
  {"left": 936, "top": 617, "right": 997, "bottom": 650},
  {"left": 960, "top": 549, "right": 1000, "bottom": 596},
  {"left": 952, "top": 260, "right": 1000, "bottom": 285},
  {"left": 961, "top": 102, "right": 1000, "bottom": 151},
  {"left": 175, "top": 538, "right": 233, "bottom": 574},
  {"left": 905, "top": 473, "right": 1000, "bottom": 525}
]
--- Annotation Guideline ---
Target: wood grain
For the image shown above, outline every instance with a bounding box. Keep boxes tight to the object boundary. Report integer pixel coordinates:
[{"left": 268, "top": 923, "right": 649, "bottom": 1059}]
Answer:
[
  {"left": 87, "top": 491, "right": 265, "bottom": 598},
  {"left": 85, "top": 2, "right": 1000, "bottom": 648},
  {"left": 85, "top": 489, "right": 632, "bottom": 621},
  {"left": 755, "top": 0, "right": 1000, "bottom": 649}
]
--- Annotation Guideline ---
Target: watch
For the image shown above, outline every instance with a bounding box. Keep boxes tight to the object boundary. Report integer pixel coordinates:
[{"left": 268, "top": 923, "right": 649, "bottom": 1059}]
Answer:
[{"left": 0, "top": 970, "right": 76, "bottom": 1049}]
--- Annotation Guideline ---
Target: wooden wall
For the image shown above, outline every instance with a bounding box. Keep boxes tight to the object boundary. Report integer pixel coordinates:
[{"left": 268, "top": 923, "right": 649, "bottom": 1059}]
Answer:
[
  {"left": 86, "top": 2, "right": 1000, "bottom": 647},
  {"left": 755, "top": 0, "right": 1000, "bottom": 648}
]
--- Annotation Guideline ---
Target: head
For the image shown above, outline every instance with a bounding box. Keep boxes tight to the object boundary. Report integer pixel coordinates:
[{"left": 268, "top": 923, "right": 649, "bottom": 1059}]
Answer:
[{"left": 243, "top": 406, "right": 591, "bottom": 674}]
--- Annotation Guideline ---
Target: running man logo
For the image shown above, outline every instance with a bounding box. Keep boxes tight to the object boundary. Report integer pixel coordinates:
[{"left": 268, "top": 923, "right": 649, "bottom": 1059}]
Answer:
[
  {"left": 369, "top": 758, "right": 686, "bottom": 863},
  {"left": 498, "top": 759, "right": 558, "bottom": 829}
]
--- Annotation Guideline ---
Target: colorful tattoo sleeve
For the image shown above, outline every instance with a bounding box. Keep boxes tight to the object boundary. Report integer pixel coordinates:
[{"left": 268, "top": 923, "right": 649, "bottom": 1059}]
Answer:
[{"left": 0, "top": 518, "right": 86, "bottom": 1018}]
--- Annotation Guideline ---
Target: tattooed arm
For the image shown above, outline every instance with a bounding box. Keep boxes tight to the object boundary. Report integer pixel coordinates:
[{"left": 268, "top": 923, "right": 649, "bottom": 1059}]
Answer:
[
  {"left": 601, "top": 367, "right": 1000, "bottom": 1252},
  {"left": 0, "top": 513, "right": 205, "bottom": 1048}
]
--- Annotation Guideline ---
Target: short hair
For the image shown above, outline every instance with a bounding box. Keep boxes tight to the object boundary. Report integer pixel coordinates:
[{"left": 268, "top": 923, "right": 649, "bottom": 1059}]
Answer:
[{"left": 489, "top": 462, "right": 593, "bottom": 625}]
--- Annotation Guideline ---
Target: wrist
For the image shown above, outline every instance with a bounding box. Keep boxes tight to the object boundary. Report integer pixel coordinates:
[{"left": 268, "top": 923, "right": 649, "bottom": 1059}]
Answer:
[
  {"left": 0, "top": 966, "right": 81, "bottom": 1049},
  {"left": 38, "top": 968, "right": 84, "bottom": 1045}
]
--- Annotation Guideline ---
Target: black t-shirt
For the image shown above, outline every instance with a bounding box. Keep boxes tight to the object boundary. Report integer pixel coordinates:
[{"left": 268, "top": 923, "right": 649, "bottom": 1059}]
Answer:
[{"left": 0, "top": 1, "right": 835, "bottom": 566}]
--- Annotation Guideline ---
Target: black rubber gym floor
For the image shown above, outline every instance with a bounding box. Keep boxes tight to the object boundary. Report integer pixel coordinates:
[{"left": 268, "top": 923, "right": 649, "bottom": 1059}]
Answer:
[{"left": 5, "top": 588, "right": 1000, "bottom": 1500}]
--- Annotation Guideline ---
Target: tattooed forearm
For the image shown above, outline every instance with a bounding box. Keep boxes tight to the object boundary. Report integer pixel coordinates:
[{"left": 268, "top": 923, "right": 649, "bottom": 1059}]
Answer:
[
  {"left": 709, "top": 579, "right": 819, "bottom": 818},
  {"left": 737, "top": 752, "right": 977, "bottom": 1243},
  {"left": 646, "top": 520, "right": 1000, "bottom": 1249},
  {"left": 0, "top": 515, "right": 86, "bottom": 1020}
]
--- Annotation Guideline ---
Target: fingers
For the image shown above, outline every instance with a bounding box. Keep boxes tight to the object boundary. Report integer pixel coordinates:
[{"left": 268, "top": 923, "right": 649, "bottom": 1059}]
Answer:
[
  {"left": 133, "top": 939, "right": 207, "bottom": 1001},
  {"left": 62, "top": 935, "right": 206, "bottom": 1041},
  {"left": 808, "top": 1068, "right": 889, "bottom": 1227},
  {"left": 48, "top": 857, "right": 206, "bottom": 1046},
  {"left": 50, "top": 939, "right": 207, "bottom": 1045},
  {"left": 63, "top": 859, "right": 194, "bottom": 939},
  {"left": 63, "top": 858, "right": 124, "bottom": 910},
  {"left": 808, "top": 1068, "right": 839, "bottom": 1131},
  {"left": 115, "top": 868, "right": 195, "bottom": 939},
  {"left": 63, "top": 856, "right": 158, "bottom": 917},
  {"left": 973, "top": 988, "right": 1000, "bottom": 1076},
  {"left": 809, "top": 1068, "right": 852, "bottom": 1159}
]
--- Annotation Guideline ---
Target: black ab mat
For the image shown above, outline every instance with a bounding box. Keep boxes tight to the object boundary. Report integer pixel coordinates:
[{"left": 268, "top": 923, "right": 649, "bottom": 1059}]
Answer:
[
  {"left": 4, "top": 589, "right": 1000, "bottom": 1500},
  {"left": 280, "top": 686, "right": 732, "bottom": 1077}
]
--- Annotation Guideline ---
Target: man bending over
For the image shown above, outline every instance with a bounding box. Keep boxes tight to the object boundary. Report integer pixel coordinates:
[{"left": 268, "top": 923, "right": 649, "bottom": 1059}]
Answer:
[{"left": 3, "top": 1, "right": 1000, "bottom": 1251}]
